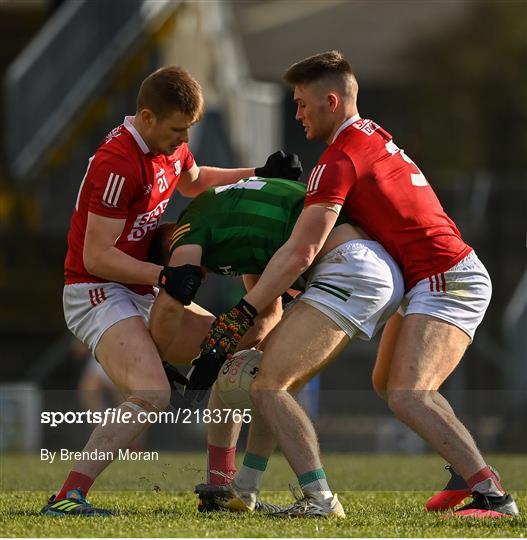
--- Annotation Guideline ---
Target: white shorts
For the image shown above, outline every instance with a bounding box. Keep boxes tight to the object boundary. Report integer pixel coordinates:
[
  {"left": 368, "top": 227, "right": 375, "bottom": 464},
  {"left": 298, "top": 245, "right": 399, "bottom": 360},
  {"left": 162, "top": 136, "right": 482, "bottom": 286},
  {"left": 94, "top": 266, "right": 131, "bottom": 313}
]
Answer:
[
  {"left": 399, "top": 251, "right": 492, "bottom": 341},
  {"left": 63, "top": 283, "right": 155, "bottom": 355},
  {"left": 299, "top": 240, "right": 404, "bottom": 340}
]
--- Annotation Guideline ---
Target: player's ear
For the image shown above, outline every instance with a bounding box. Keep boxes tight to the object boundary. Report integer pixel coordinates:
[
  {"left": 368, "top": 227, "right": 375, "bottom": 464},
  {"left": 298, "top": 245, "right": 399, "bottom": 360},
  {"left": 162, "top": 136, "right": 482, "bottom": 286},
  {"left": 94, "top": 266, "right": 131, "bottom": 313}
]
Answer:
[
  {"left": 328, "top": 93, "right": 339, "bottom": 112},
  {"left": 139, "top": 108, "right": 156, "bottom": 126}
]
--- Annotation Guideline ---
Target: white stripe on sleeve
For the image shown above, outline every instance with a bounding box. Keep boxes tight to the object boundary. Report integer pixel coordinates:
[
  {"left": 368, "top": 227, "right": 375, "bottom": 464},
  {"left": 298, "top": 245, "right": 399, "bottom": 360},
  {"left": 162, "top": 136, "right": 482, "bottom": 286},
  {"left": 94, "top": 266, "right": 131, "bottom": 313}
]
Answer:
[
  {"left": 106, "top": 175, "right": 120, "bottom": 205},
  {"left": 111, "top": 176, "right": 125, "bottom": 206},
  {"left": 103, "top": 173, "right": 115, "bottom": 203}
]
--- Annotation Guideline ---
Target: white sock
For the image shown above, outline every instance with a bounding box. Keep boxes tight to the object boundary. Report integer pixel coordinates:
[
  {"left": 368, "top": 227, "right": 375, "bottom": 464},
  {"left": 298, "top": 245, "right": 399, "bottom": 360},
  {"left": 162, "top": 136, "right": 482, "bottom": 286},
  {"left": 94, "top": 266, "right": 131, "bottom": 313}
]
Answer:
[
  {"left": 472, "top": 477, "right": 504, "bottom": 497},
  {"left": 235, "top": 464, "right": 265, "bottom": 492},
  {"left": 298, "top": 470, "right": 333, "bottom": 501},
  {"left": 235, "top": 453, "right": 268, "bottom": 492}
]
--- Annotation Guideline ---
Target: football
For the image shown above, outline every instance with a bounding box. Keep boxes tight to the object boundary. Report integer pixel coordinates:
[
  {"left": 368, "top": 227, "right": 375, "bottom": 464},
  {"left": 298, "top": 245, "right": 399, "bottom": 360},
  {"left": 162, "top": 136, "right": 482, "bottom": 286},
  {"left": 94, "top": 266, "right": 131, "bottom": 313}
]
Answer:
[{"left": 216, "top": 349, "right": 262, "bottom": 409}]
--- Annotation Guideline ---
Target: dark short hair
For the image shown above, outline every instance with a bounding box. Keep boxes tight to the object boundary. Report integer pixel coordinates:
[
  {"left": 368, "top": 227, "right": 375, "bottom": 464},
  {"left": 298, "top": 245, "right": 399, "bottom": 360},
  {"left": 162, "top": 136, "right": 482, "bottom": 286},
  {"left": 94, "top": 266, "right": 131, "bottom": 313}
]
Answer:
[
  {"left": 283, "top": 50, "right": 355, "bottom": 93},
  {"left": 136, "top": 66, "right": 204, "bottom": 121}
]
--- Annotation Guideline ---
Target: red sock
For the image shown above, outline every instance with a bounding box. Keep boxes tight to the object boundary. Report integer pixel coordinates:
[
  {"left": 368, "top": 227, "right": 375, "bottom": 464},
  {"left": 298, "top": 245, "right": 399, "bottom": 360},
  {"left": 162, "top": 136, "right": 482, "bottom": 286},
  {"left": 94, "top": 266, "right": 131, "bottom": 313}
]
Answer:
[
  {"left": 467, "top": 467, "right": 504, "bottom": 495},
  {"left": 207, "top": 444, "right": 237, "bottom": 486},
  {"left": 56, "top": 471, "right": 94, "bottom": 500}
]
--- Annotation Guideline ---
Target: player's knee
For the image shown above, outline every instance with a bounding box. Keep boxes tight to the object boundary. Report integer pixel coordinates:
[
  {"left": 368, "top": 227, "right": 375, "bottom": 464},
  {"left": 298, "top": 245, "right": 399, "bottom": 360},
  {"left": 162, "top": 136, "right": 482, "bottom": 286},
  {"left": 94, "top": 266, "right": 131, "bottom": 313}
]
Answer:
[
  {"left": 386, "top": 388, "right": 432, "bottom": 419},
  {"left": 150, "top": 379, "right": 172, "bottom": 410},
  {"left": 251, "top": 369, "right": 292, "bottom": 393},
  {"left": 386, "top": 395, "right": 405, "bottom": 422},
  {"left": 152, "top": 388, "right": 171, "bottom": 411},
  {"left": 250, "top": 373, "right": 290, "bottom": 407},
  {"left": 129, "top": 374, "right": 171, "bottom": 412},
  {"left": 386, "top": 388, "right": 412, "bottom": 416}
]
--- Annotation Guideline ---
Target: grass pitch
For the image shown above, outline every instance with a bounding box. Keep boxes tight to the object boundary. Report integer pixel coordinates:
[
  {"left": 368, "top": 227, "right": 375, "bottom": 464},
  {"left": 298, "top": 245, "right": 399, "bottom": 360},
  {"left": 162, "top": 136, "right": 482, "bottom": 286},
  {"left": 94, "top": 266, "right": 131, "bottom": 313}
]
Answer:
[{"left": 0, "top": 452, "right": 525, "bottom": 537}]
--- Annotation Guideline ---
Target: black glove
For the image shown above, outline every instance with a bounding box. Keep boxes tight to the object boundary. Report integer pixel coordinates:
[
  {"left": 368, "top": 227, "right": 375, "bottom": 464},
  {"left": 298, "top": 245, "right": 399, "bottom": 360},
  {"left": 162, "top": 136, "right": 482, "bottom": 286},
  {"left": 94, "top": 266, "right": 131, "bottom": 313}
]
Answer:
[
  {"left": 163, "top": 361, "right": 189, "bottom": 388},
  {"left": 163, "top": 361, "right": 189, "bottom": 406},
  {"left": 255, "top": 150, "right": 303, "bottom": 180},
  {"left": 158, "top": 264, "right": 202, "bottom": 305},
  {"left": 201, "top": 298, "right": 258, "bottom": 357},
  {"left": 184, "top": 298, "right": 258, "bottom": 406},
  {"left": 185, "top": 348, "right": 228, "bottom": 405}
]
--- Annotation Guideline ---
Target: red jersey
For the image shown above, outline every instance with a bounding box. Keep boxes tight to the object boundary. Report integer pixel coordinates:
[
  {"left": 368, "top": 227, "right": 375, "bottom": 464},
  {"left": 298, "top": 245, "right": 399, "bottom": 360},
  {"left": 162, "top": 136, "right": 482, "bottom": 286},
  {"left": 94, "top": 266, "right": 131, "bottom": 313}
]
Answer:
[
  {"left": 305, "top": 115, "right": 472, "bottom": 290},
  {"left": 64, "top": 116, "right": 195, "bottom": 295}
]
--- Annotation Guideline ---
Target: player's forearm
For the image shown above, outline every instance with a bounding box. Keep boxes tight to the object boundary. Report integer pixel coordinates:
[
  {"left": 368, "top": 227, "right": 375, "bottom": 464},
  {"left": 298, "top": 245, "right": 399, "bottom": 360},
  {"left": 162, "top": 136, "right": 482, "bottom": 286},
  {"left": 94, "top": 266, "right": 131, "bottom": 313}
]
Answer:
[
  {"left": 194, "top": 166, "right": 255, "bottom": 193},
  {"left": 244, "top": 248, "right": 313, "bottom": 313},
  {"left": 236, "top": 298, "right": 282, "bottom": 351},
  {"left": 84, "top": 246, "right": 162, "bottom": 285}
]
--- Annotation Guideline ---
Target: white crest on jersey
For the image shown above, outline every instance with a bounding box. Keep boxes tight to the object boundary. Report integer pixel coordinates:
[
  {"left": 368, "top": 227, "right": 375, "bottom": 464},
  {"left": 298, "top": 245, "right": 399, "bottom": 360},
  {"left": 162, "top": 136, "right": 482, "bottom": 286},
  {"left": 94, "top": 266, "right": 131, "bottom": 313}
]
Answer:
[
  {"left": 104, "top": 126, "right": 122, "bottom": 144},
  {"left": 102, "top": 173, "right": 125, "bottom": 207},
  {"left": 306, "top": 164, "right": 326, "bottom": 195},
  {"left": 352, "top": 118, "right": 379, "bottom": 136},
  {"left": 214, "top": 180, "right": 266, "bottom": 194},
  {"left": 174, "top": 160, "right": 181, "bottom": 176}
]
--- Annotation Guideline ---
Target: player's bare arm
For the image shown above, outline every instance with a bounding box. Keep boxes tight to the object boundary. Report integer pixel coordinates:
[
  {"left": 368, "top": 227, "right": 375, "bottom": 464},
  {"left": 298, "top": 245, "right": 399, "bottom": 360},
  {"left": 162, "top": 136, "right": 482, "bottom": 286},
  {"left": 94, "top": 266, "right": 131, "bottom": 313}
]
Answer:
[
  {"left": 177, "top": 163, "right": 255, "bottom": 197},
  {"left": 235, "top": 274, "right": 283, "bottom": 351},
  {"left": 84, "top": 213, "right": 202, "bottom": 313},
  {"left": 177, "top": 150, "right": 303, "bottom": 197},
  {"left": 83, "top": 212, "right": 163, "bottom": 285}
]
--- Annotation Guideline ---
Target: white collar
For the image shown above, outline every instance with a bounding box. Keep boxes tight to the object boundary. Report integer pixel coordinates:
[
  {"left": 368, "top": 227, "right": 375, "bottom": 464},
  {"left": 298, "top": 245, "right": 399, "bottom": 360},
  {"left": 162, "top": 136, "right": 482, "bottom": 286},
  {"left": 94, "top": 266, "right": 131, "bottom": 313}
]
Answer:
[
  {"left": 331, "top": 114, "right": 361, "bottom": 144},
  {"left": 124, "top": 116, "right": 150, "bottom": 154}
]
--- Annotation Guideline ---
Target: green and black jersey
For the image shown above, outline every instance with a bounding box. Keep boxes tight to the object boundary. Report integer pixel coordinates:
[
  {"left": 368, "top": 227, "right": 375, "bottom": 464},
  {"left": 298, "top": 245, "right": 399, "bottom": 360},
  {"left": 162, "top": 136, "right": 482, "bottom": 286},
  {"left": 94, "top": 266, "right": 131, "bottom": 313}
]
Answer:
[
  {"left": 170, "top": 178, "right": 305, "bottom": 277},
  {"left": 170, "top": 177, "right": 347, "bottom": 282}
]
